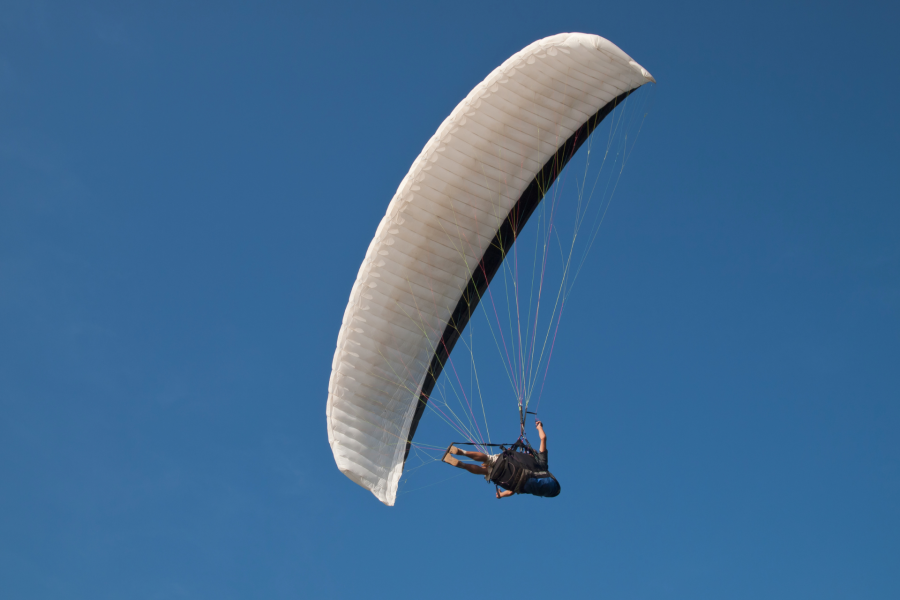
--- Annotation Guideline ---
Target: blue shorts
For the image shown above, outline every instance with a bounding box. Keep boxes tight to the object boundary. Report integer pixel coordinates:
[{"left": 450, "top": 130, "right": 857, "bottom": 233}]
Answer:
[{"left": 522, "top": 476, "right": 560, "bottom": 497}]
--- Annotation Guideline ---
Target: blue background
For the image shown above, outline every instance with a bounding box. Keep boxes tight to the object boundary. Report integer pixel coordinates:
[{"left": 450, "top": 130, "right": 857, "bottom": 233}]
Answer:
[{"left": 2, "top": 1, "right": 898, "bottom": 598}]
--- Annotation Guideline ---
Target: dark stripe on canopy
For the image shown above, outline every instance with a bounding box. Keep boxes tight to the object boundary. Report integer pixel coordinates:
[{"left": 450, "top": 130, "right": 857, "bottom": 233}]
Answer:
[{"left": 403, "top": 89, "right": 635, "bottom": 462}]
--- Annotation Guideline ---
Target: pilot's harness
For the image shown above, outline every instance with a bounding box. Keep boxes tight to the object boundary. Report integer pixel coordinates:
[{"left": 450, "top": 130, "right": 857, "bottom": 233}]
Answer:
[{"left": 450, "top": 410, "right": 540, "bottom": 495}]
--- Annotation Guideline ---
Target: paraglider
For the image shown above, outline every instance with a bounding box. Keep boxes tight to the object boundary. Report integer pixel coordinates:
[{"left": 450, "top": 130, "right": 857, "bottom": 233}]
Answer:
[
  {"left": 443, "top": 419, "right": 560, "bottom": 499},
  {"left": 326, "top": 32, "right": 654, "bottom": 505}
]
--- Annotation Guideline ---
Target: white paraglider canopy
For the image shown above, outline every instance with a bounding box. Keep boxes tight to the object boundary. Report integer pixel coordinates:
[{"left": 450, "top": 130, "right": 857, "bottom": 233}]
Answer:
[{"left": 326, "top": 32, "right": 654, "bottom": 505}]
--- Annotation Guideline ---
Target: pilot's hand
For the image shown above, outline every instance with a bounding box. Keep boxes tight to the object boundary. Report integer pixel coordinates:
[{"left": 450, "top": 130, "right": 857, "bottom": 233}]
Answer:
[{"left": 535, "top": 419, "right": 543, "bottom": 429}]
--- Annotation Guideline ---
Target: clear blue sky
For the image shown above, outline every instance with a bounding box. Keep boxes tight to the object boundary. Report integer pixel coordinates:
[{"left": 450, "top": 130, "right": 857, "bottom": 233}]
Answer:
[{"left": 2, "top": 1, "right": 898, "bottom": 598}]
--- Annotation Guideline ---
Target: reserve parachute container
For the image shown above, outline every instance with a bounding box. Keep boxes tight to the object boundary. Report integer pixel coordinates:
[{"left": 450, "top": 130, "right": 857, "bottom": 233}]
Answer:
[{"left": 326, "top": 33, "right": 654, "bottom": 505}]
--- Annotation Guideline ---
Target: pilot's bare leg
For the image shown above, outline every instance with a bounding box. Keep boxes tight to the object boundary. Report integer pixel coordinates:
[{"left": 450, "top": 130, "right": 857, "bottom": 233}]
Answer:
[
  {"left": 456, "top": 449, "right": 489, "bottom": 462},
  {"left": 455, "top": 462, "right": 488, "bottom": 476}
]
